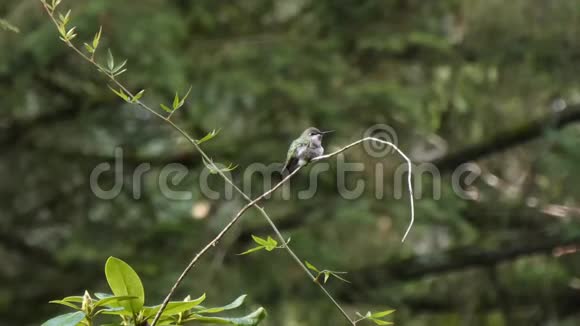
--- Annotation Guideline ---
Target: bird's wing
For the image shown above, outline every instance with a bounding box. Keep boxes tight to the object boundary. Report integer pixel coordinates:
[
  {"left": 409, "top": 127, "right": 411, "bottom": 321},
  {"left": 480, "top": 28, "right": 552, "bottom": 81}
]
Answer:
[
  {"left": 282, "top": 139, "right": 303, "bottom": 173},
  {"left": 286, "top": 140, "right": 297, "bottom": 161}
]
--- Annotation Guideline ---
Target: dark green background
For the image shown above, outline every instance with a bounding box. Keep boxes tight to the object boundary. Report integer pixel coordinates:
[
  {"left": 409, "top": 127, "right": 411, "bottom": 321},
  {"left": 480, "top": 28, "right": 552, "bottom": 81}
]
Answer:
[{"left": 2, "top": 0, "right": 580, "bottom": 325}]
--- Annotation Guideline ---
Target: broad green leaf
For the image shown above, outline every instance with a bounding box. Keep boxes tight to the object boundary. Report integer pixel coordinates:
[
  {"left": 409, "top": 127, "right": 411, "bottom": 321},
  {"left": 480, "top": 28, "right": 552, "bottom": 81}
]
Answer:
[
  {"left": 305, "top": 261, "right": 320, "bottom": 273},
  {"left": 94, "top": 295, "right": 138, "bottom": 308},
  {"left": 99, "top": 307, "right": 132, "bottom": 317},
  {"left": 61, "top": 296, "right": 84, "bottom": 303},
  {"left": 195, "top": 295, "right": 247, "bottom": 314},
  {"left": 185, "top": 307, "right": 266, "bottom": 325},
  {"left": 144, "top": 293, "right": 206, "bottom": 318},
  {"left": 41, "top": 311, "right": 85, "bottom": 326},
  {"left": 238, "top": 246, "right": 264, "bottom": 256},
  {"left": 104, "top": 257, "right": 145, "bottom": 314},
  {"left": 96, "top": 307, "right": 125, "bottom": 316},
  {"left": 94, "top": 293, "right": 112, "bottom": 300},
  {"left": 49, "top": 300, "right": 80, "bottom": 310}
]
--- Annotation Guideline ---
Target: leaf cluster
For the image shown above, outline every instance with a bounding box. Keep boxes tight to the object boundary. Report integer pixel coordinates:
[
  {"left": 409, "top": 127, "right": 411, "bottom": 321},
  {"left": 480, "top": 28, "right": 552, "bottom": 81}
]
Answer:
[
  {"left": 42, "top": 257, "right": 266, "bottom": 326},
  {"left": 238, "top": 235, "right": 289, "bottom": 255}
]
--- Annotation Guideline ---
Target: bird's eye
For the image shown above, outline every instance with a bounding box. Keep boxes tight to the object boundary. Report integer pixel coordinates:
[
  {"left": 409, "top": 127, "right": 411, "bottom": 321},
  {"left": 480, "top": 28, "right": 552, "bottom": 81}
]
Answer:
[{"left": 310, "top": 132, "right": 314, "bottom": 136}]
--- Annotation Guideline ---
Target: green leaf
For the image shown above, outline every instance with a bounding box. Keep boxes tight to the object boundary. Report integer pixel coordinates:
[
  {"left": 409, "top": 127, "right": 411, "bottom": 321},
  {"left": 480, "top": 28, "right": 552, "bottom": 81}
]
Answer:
[
  {"left": 202, "top": 158, "right": 237, "bottom": 174},
  {"left": 195, "top": 129, "right": 220, "bottom": 145},
  {"left": 267, "top": 236, "right": 277, "bottom": 245},
  {"left": 323, "top": 272, "right": 330, "bottom": 284},
  {"left": 264, "top": 236, "right": 277, "bottom": 251},
  {"left": 113, "top": 60, "right": 127, "bottom": 73},
  {"left": 113, "top": 68, "right": 127, "bottom": 77},
  {"left": 94, "top": 295, "right": 138, "bottom": 308},
  {"left": 144, "top": 294, "right": 206, "bottom": 318},
  {"left": 0, "top": 19, "right": 19, "bottom": 33},
  {"left": 185, "top": 307, "right": 266, "bottom": 325},
  {"left": 171, "top": 86, "right": 193, "bottom": 110},
  {"left": 93, "top": 306, "right": 125, "bottom": 317},
  {"left": 92, "top": 26, "right": 102, "bottom": 49},
  {"left": 107, "top": 49, "right": 114, "bottom": 71},
  {"left": 356, "top": 311, "right": 372, "bottom": 319},
  {"left": 61, "top": 296, "right": 84, "bottom": 303},
  {"left": 160, "top": 103, "right": 172, "bottom": 113},
  {"left": 49, "top": 300, "right": 81, "bottom": 310},
  {"left": 104, "top": 257, "right": 145, "bottom": 314},
  {"left": 371, "top": 310, "right": 395, "bottom": 318},
  {"left": 251, "top": 235, "right": 268, "bottom": 246},
  {"left": 178, "top": 85, "right": 193, "bottom": 108},
  {"left": 195, "top": 295, "right": 247, "bottom": 314},
  {"left": 99, "top": 307, "right": 132, "bottom": 317},
  {"left": 41, "top": 311, "right": 85, "bottom": 326},
  {"left": 65, "top": 27, "right": 77, "bottom": 40},
  {"left": 330, "top": 272, "right": 351, "bottom": 283},
  {"left": 305, "top": 261, "right": 320, "bottom": 273},
  {"left": 108, "top": 85, "right": 130, "bottom": 102},
  {"left": 84, "top": 43, "right": 94, "bottom": 53},
  {"left": 238, "top": 246, "right": 265, "bottom": 256},
  {"left": 266, "top": 236, "right": 278, "bottom": 251},
  {"left": 50, "top": 0, "right": 62, "bottom": 10},
  {"left": 370, "top": 318, "right": 393, "bottom": 325},
  {"left": 132, "top": 89, "right": 145, "bottom": 102},
  {"left": 94, "top": 293, "right": 112, "bottom": 300},
  {"left": 172, "top": 92, "right": 180, "bottom": 110},
  {"left": 58, "top": 9, "right": 71, "bottom": 26}
]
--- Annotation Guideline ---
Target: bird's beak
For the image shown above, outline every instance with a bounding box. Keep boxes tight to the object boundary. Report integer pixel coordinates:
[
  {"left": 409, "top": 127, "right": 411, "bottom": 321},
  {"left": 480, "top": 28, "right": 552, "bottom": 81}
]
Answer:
[{"left": 320, "top": 130, "right": 334, "bottom": 135}]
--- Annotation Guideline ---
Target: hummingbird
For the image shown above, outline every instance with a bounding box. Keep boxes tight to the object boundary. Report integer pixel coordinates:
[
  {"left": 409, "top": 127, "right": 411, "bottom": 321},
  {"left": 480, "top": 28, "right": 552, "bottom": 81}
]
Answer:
[{"left": 282, "top": 127, "right": 333, "bottom": 174}]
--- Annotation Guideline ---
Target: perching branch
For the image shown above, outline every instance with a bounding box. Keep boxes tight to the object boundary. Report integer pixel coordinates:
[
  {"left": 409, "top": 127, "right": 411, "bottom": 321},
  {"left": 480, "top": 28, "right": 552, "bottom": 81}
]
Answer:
[
  {"left": 313, "top": 137, "right": 415, "bottom": 242},
  {"left": 40, "top": 2, "right": 415, "bottom": 325}
]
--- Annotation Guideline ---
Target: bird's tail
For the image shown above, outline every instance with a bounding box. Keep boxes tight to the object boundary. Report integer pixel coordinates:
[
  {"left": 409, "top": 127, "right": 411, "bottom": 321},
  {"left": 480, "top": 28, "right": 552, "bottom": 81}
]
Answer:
[{"left": 281, "top": 158, "right": 298, "bottom": 176}]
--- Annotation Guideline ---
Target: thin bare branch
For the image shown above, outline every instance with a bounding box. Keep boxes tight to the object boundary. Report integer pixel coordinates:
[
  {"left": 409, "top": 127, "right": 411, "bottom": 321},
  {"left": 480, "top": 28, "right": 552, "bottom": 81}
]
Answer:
[{"left": 313, "top": 137, "right": 415, "bottom": 242}]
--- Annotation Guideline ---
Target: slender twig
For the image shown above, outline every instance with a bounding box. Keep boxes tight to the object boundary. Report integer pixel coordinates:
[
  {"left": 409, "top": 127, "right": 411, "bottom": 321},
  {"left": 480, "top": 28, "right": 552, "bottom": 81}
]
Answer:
[
  {"left": 313, "top": 137, "right": 415, "bottom": 242},
  {"left": 40, "top": 3, "right": 415, "bottom": 326}
]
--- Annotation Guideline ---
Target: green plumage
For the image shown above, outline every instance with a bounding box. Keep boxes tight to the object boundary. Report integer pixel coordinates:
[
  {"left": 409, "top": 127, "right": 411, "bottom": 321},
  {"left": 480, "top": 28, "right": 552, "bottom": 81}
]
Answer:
[{"left": 282, "top": 127, "right": 324, "bottom": 174}]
